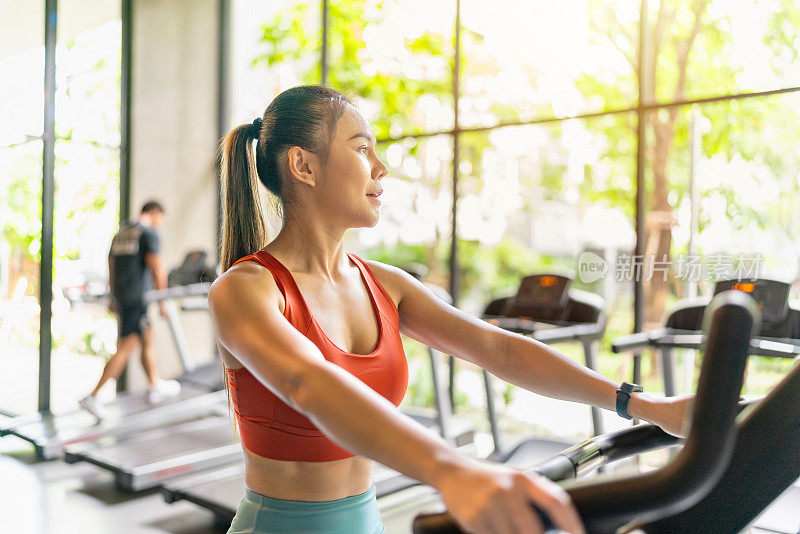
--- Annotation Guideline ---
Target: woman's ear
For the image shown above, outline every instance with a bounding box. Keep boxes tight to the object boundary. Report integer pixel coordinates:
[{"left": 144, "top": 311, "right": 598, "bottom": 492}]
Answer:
[{"left": 285, "top": 146, "right": 320, "bottom": 188}]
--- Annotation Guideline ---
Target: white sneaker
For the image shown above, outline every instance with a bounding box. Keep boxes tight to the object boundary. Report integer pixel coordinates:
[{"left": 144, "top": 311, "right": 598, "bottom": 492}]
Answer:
[
  {"left": 147, "top": 379, "right": 182, "bottom": 403},
  {"left": 79, "top": 395, "right": 107, "bottom": 421}
]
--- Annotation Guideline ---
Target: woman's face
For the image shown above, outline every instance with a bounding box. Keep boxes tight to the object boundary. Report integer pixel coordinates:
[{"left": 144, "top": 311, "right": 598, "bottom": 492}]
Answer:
[{"left": 318, "top": 107, "right": 388, "bottom": 228}]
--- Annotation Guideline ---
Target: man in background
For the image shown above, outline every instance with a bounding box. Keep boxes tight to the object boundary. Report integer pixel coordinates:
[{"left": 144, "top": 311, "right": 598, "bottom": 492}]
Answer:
[{"left": 79, "top": 200, "right": 180, "bottom": 420}]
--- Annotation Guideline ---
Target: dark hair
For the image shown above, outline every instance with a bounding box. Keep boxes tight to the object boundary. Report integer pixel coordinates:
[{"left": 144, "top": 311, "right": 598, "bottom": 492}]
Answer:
[
  {"left": 218, "top": 86, "right": 351, "bottom": 429},
  {"left": 219, "top": 85, "right": 351, "bottom": 271},
  {"left": 141, "top": 200, "right": 164, "bottom": 214}
]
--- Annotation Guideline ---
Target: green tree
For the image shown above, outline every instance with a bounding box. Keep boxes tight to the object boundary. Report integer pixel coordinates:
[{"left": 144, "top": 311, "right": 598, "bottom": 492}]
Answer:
[
  {"left": 255, "top": 0, "right": 452, "bottom": 138},
  {"left": 578, "top": 0, "right": 800, "bottom": 325},
  {"left": 256, "top": 0, "right": 455, "bottom": 281}
]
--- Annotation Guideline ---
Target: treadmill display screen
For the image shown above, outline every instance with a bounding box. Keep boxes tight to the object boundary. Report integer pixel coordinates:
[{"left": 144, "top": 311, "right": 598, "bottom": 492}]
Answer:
[
  {"left": 714, "top": 278, "right": 790, "bottom": 324},
  {"left": 514, "top": 274, "right": 571, "bottom": 310}
]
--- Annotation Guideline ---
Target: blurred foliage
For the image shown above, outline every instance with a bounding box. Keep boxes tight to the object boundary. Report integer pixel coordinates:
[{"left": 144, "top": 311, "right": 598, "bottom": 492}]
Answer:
[
  {"left": 3, "top": 22, "right": 121, "bottom": 366},
  {"left": 254, "top": 2, "right": 800, "bottom": 422},
  {"left": 1, "top": 142, "right": 43, "bottom": 259},
  {"left": 365, "top": 236, "right": 571, "bottom": 300},
  {"left": 579, "top": 1, "right": 800, "bottom": 231},
  {"left": 255, "top": 0, "right": 452, "bottom": 139}
]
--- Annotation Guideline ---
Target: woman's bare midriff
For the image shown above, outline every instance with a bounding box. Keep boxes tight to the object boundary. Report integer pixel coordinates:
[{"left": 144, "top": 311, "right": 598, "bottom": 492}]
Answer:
[{"left": 243, "top": 446, "right": 374, "bottom": 502}]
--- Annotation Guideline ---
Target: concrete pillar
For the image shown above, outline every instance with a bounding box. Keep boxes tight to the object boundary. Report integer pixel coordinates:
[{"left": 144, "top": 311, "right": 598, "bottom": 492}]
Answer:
[{"left": 127, "top": 0, "right": 219, "bottom": 389}]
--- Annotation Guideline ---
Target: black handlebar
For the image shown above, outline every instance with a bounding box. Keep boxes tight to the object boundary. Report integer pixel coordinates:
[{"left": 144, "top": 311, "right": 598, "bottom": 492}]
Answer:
[
  {"left": 534, "top": 424, "right": 680, "bottom": 483},
  {"left": 412, "top": 291, "right": 760, "bottom": 534},
  {"left": 609, "top": 329, "right": 662, "bottom": 353}
]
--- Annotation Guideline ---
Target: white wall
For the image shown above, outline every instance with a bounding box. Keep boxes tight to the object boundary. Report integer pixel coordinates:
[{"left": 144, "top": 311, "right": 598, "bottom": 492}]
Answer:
[{"left": 127, "top": 0, "right": 219, "bottom": 389}]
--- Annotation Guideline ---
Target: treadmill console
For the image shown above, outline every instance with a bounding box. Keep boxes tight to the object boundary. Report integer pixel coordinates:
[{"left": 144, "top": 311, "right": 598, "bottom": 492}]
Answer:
[
  {"left": 168, "top": 250, "right": 218, "bottom": 286},
  {"left": 502, "top": 274, "right": 573, "bottom": 321},
  {"left": 713, "top": 278, "right": 790, "bottom": 325},
  {"left": 667, "top": 278, "right": 799, "bottom": 338}
]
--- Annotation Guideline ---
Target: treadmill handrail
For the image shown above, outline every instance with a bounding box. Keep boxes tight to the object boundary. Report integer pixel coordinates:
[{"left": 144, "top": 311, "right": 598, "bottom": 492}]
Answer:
[
  {"left": 482, "top": 314, "right": 594, "bottom": 328},
  {"left": 144, "top": 282, "right": 212, "bottom": 303},
  {"left": 481, "top": 316, "right": 606, "bottom": 343},
  {"left": 612, "top": 327, "right": 800, "bottom": 359},
  {"left": 610, "top": 328, "right": 669, "bottom": 353},
  {"left": 412, "top": 291, "right": 759, "bottom": 534},
  {"left": 533, "top": 323, "right": 606, "bottom": 344}
]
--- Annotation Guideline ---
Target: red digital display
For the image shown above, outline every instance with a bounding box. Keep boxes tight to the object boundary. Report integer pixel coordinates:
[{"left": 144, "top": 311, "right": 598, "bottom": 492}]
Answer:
[
  {"left": 540, "top": 276, "right": 557, "bottom": 287},
  {"left": 733, "top": 282, "right": 755, "bottom": 293}
]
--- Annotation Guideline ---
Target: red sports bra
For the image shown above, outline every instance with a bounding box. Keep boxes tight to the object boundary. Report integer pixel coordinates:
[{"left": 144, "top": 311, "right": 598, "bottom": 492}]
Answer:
[{"left": 224, "top": 250, "right": 409, "bottom": 462}]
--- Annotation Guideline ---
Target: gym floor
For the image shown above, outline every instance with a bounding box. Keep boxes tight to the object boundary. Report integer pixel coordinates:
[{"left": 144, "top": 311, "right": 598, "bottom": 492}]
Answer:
[
  {"left": 0, "top": 435, "right": 221, "bottom": 534},
  {"left": 2, "top": 430, "right": 798, "bottom": 534}
]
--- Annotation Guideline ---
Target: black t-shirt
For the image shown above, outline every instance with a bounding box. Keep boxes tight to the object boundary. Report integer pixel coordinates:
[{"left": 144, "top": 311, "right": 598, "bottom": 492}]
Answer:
[{"left": 109, "top": 221, "right": 160, "bottom": 308}]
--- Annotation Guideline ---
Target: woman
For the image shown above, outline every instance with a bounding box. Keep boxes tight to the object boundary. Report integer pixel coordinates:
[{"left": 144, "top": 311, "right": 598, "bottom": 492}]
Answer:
[{"left": 208, "top": 85, "right": 691, "bottom": 534}]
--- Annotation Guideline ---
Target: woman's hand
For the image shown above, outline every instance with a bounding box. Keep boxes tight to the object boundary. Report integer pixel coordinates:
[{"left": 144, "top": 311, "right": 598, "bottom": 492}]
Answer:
[
  {"left": 630, "top": 393, "right": 695, "bottom": 437},
  {"left": 434, "top": 457, "right": 586, "bottom": 534}
]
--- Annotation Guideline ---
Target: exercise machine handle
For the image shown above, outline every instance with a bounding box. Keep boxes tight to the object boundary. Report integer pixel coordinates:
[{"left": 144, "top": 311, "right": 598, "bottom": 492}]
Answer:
[
  {"left": 610, "top": 329, "right": 664, "bottom": 353},
  {"left": 412, "top": 291, "right": 759, "bottom": 534}
]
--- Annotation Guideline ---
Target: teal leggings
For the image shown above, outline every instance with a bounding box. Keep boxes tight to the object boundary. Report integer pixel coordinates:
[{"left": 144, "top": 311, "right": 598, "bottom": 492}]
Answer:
[{"left": 227, "top": 484, "right": 385, "bottom": 534}]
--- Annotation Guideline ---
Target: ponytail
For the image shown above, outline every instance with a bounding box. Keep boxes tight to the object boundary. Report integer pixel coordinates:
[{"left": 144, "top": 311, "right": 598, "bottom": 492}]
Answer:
[
  {"left": 219, "top": 123, "right": 269, "bottom": 272},
  {"left": 218, "top": 122, "right": 267, "bottom": 438}
]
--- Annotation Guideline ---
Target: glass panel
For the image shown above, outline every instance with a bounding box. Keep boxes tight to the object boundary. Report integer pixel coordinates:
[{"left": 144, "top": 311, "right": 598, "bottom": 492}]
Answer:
[
  {"left": 230, "top": 0, "right": 322, "bottom": 126},
  {"left": 0, "top": 141, "right": 43, "bottom": 416},
  {"left": 643, "top": 93, "right": 800, "bottom": 396},
  {"left": 460, "top": 0, "right": 640, "bottom": 129},
  {"left": 457, "top": 116, "right": 637, "bottom": 315},
  {"left": 328, "top": 0, "right": 456, "bottom": 139},
  {"left": 349, "top": 135, "right": 454, "bottom": 410},
  {"left": 455, "top": 116, "right": 638, "bottom": 440},
  {"left": 0, "top": 0, "right": 44, "bottom": 415},
  {"left": 51, "top": 7, "right": 121, "bottom": 412},
  {"left": 352, "top": 135, "right": 454, "bottom": 279},
  {"left": 650, "top": 1, "right": 800, "bottom": 103}
]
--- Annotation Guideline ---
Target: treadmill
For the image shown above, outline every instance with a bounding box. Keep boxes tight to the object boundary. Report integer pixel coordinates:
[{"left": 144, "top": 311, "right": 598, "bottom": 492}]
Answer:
[
  {"left": 414, "top": 290, "right": 800, "bottom": 533},
  {"left": 65, "top": 278, "right": 476, "bottom": 496},
  {"left": 612, "top": 277, "right": 800, "bottom": 396},
  {"left": 63, "top": 351, "right": 476, "bottom": 494},
  {"left": 0, "top": 281, "right": 222, "bottom": 460},
  {"left": 479, "top": 272, "right": 608, "bottom": 447},
  {"left": 64, "top": 402, "right": 240, "bottom": 491}
]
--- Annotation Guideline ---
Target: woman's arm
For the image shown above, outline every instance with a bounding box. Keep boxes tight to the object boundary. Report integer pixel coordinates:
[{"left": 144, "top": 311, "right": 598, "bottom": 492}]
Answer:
[
  {"left": 369, "top": 261, "right": 691, "bottom": 436},
  {"left": 208, "top": 265, "right": 468, "bottom": 488},
  {"left": 208, "top": 265, "right": 585, "bottom": 534}
]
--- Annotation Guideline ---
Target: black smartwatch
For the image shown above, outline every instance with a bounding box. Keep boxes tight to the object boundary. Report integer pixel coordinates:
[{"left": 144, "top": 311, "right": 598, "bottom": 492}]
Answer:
[{"left": 616, "top": 382, "right": 643, "bottom": 420}]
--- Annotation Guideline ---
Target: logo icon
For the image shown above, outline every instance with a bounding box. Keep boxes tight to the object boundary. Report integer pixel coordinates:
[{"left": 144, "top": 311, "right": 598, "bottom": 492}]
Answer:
[{"left": 578, "top": 251, "right": 608, "bottom": 284}]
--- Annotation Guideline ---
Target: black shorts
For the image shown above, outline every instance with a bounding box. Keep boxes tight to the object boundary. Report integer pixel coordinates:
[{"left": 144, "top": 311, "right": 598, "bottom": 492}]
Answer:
[{"left": 119, "top": 304, "right": 150, "bottom": 337}]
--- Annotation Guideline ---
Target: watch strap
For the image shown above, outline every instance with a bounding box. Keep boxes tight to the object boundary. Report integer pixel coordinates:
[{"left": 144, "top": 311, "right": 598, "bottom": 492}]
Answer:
[{"left": 616, "top": 382, "right": 643, "bottom": 420}]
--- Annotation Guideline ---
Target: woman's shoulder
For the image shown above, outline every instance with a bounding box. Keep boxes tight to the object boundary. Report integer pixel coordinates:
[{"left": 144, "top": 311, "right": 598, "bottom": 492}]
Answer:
[
  {"left": 216, "top": 259, "right": 269, "bottom": 285},
  {"left": 209, "top": 262, "right": 290, "bottom": 371},
  {"left": 209, "top": 260, "right": 285, "bottom": 313}
]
